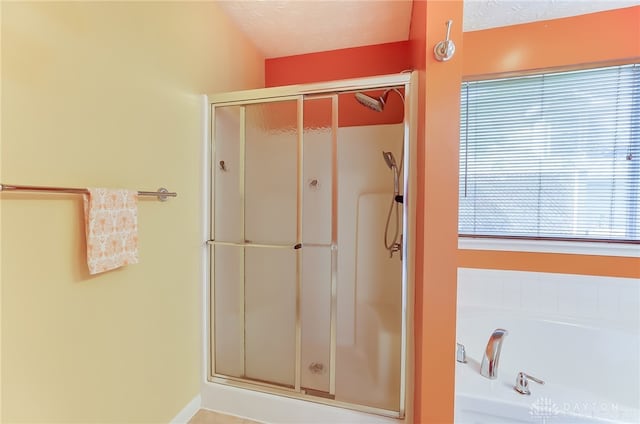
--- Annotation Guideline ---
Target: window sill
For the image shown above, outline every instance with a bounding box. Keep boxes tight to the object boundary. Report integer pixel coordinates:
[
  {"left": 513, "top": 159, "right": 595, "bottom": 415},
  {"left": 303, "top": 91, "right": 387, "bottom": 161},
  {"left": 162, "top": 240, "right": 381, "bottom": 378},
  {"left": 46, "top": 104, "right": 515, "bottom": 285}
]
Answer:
[{"left": 458, "top": 237, "right": 640, "bottom": 258}]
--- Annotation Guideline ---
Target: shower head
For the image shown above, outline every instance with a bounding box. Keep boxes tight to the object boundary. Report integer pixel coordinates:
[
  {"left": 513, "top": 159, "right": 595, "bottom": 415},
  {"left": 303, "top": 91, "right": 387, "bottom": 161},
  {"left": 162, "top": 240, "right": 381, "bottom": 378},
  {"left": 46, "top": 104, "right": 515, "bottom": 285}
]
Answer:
[
  {"left": 355, "top": 90, "right": 390, "bottom": 112},
  {"left": 383, "top": 151, "right": 400, "bottom": 196},
  {"left": 382, "top": 151, "right": 397, "bottom": 170}
]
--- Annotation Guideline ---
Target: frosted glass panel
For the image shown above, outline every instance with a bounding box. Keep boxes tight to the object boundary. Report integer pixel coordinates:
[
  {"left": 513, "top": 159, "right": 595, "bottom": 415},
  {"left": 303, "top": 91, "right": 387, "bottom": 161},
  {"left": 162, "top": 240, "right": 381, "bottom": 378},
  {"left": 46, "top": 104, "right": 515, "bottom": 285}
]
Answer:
[
  {"left": 245, "top": 247, "right": 297, "bottom": 387},
  {"left": 300, "top": 246, "right": 331, "bottom": 392},
  {"left": 303, "top": 98, "right": 332, "bottom": 244},
  {"left": 213, "top": 245, "right": 244, "bottom": 378},
  {"left": 214, "top": 106, "right": 242, "bottom": 242},
  {"left": 245, "top": 101, "right": 298, "bottom": 244}
]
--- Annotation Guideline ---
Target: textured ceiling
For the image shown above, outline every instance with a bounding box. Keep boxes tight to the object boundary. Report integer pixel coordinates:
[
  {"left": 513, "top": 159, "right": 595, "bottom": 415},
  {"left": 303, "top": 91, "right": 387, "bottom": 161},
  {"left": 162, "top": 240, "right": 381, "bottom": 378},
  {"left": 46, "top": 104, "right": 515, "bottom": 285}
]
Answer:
[
  {"left": 217, "top": 0, "right": 640, "bottom": 58},
  {"left": 217, "top": 0, "right": 413, "bottom": 59},
  {"left": 464, "top": 0, "right": 640, "bottom": 31}
]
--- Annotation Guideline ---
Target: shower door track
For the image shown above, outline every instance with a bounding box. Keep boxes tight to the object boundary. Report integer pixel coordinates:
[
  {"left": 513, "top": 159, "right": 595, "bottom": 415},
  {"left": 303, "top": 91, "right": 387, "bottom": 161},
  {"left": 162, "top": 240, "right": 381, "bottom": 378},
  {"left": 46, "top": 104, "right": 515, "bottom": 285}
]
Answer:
[
  {"left": 210, "top": 374, "right": 402, "bottom": 419},
  {"left": 206, "top": 72, "right": 417, "bottom": 421}
]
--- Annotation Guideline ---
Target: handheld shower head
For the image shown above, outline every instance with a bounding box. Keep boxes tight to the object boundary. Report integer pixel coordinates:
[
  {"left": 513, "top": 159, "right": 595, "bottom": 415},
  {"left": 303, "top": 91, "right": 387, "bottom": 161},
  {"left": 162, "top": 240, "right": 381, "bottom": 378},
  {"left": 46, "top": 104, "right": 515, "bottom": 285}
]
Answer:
[
  {"left": 383, "top": 151, "right": 400, "bottom": 195},
  {"left": 382, "top": 151, "right": 397, "bottom": 170},
  {"left": 355, "top": 90, "right": 390, "bottom": 112}
]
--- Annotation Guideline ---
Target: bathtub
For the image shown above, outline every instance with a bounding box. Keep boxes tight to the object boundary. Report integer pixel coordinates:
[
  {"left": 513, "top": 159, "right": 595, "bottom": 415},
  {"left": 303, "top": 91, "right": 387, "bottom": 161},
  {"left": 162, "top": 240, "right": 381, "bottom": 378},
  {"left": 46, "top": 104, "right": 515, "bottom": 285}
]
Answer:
[{"left": 455, "top": 306, "right": 639, "bottom": 423}]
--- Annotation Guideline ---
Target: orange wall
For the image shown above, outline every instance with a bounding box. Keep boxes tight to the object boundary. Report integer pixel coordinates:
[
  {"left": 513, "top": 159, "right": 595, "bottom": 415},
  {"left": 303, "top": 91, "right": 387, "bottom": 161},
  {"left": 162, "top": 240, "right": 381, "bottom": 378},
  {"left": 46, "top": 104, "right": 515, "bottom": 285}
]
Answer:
[
  {"left": 265, "top": 40, "right": 412, "bottom": 86},
  {"left": 460, "top": 6, "right": 640, "bottom": 278},
  {"left": 411, "top": 1, "right": 463, "bottom": 422},
  {"left": 463, "top": 6, "right": 640, "bottom": 77},
  {"left": 265, "top": 41, "right": 410, "bottom": 127},
  {"left": 409, "top": 2, "right": 428, "bottom": 420},
  {"left": 459, "top": 250, "right": 639, "bottom": 279}
]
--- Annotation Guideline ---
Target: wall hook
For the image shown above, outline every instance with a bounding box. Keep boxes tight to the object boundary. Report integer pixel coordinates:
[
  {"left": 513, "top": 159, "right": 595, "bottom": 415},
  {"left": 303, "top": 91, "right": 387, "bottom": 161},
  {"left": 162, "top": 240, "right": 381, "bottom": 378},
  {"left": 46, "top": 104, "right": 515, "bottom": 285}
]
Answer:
[
  {"left": 219, "top": 160, "right": 228, "bottom": 172},
  {"left": 434, "top": 20, "right": 456, "bottom": 62}
]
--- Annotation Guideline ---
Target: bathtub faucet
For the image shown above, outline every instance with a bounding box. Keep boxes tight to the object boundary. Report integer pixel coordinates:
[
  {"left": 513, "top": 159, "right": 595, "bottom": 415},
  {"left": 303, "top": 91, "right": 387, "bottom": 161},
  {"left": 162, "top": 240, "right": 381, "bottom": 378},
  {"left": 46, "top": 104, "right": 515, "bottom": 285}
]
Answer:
[{"left": 480, "top": 328, "right": 508, "bottom": 379}]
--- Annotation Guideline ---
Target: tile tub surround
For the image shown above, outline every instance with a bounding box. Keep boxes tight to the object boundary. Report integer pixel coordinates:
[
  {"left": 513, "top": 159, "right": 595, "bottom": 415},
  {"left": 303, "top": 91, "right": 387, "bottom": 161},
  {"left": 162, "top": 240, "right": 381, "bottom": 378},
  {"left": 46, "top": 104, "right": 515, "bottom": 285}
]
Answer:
[
  {"left": 455, "top": 268, "right": 640, "bottom": 423},
  {"left": 457, "top": 268, "right": 640, "bottom": 329}
]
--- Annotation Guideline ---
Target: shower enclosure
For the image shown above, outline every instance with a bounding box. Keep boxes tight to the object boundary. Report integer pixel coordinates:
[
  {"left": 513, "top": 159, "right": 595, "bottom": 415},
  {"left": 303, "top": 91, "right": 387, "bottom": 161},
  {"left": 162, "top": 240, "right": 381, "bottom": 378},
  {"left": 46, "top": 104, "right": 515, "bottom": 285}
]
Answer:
[{"left": 206, "top": 73, "right": 416, "bottom": 419}]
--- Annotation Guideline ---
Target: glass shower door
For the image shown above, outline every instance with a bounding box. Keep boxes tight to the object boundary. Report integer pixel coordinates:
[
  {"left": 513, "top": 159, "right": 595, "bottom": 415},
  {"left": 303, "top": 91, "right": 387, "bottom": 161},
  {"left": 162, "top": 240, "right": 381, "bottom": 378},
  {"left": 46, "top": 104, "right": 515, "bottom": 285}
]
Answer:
[
  {"left": 212, "top": 105, "right": 244, "bottom": 379},
  {"left": 244, "top": 100, "right": 298, "bottom": 387},
  {"left": 300, "top": 96, "right": 335, "bottom": 395},
  {"left": 211, "top": 98, "right": 300, "bottom": 388},
  {"left": 209, "top": 78, "right": 412, "bottom": 418}
]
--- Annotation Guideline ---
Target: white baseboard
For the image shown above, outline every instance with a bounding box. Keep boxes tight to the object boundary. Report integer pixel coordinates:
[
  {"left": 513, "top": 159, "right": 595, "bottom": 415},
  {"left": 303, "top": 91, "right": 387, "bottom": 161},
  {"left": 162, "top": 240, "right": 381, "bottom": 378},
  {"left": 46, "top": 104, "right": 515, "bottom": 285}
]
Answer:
[{"left": 170, "top": 394, "right": 202, "bottom": 424}]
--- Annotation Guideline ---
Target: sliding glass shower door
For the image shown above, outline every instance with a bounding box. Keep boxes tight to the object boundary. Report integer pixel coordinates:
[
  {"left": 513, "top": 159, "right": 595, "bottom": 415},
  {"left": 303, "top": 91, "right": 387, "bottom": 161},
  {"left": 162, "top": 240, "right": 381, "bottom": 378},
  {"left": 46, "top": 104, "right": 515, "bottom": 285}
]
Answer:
[
  {"left": 212, "top": 98, "right": 302, "bottom": 389},
  {"left": 299, "top": 96, "right": 335, "bottom": 395},
  {"left": 209, "top": 76, "right": 412, "bottom": 418}
]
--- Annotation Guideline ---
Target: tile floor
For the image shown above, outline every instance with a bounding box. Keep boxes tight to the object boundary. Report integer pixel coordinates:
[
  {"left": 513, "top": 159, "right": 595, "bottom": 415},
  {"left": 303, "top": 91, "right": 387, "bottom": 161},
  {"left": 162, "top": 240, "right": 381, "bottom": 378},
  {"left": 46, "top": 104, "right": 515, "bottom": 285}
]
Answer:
[{"left": 188, "top": 409, "right": 261, "bottom": 424}]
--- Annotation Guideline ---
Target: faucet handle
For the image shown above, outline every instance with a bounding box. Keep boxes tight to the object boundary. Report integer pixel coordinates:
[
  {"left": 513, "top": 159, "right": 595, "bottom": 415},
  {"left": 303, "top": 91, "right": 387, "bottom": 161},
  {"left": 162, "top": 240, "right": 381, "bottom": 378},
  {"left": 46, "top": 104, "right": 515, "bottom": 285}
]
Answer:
[
  {"left": 514, "top": 372, "right": 545, "bottom": 395},
  {"left": 456, "top": 343, "right": 467, "bottom": 363}
]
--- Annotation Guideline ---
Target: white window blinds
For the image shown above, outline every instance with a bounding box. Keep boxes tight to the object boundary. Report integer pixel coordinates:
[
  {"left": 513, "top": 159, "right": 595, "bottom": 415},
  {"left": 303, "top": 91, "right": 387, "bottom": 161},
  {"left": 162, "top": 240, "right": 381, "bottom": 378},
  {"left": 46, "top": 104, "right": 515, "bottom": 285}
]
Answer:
[{"left": 459, "top": 64, "right": 640, "bottom": 242}]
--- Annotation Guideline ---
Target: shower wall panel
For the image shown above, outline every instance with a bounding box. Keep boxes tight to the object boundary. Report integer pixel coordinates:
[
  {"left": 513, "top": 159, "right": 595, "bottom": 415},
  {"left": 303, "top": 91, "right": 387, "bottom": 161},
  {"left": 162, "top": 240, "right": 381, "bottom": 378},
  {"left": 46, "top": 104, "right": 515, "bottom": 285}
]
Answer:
[
  {"left": 334, "top": 123, "right": 403, "bottom": 411},
  {"left": 335, "top": 124, "right": 404, "bottom": 346}
]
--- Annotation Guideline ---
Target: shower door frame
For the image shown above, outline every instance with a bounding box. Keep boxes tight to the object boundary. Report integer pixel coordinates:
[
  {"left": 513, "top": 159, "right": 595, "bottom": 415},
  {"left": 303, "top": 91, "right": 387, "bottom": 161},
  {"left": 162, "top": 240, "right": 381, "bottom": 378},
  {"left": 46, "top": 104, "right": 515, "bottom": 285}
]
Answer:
[{"left": 205, "top": 72, "right": 418, "bottom": 420}]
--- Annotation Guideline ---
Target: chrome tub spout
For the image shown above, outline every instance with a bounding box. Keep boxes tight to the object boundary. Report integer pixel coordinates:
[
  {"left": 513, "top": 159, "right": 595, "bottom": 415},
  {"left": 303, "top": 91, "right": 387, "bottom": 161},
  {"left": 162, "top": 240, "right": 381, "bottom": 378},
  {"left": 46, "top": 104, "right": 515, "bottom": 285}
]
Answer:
[{"left": 480, "top": 328, "right": 508, "bottom": 379}]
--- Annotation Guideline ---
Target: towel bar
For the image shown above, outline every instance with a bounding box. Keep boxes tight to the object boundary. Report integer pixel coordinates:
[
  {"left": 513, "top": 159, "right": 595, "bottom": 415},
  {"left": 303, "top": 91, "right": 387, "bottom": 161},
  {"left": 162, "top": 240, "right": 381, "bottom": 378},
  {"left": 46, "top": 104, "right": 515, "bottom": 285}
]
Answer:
[{"left": 0, "top": 183, "right": 177, "bottom": 201}]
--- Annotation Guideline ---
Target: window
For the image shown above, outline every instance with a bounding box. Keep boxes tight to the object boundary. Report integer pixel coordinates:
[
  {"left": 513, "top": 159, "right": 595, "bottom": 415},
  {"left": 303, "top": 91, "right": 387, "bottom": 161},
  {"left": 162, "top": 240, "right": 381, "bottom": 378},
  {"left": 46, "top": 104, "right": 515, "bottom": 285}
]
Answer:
[{"left": 459, "top": 64, "right": 639, "bottom": 243}]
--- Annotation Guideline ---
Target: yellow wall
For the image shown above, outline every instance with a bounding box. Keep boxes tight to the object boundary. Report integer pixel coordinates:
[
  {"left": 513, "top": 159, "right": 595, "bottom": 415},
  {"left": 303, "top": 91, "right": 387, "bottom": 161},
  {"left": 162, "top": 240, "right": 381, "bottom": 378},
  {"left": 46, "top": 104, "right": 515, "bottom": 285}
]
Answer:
[{"left": 0, "top": 2, "right": 263, "bottom": 422}]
